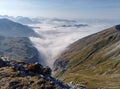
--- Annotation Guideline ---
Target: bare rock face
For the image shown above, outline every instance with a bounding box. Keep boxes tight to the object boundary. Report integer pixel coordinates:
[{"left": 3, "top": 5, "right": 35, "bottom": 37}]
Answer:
[{"left": 26, "top": 63, "right": 43, "bottom": 74}]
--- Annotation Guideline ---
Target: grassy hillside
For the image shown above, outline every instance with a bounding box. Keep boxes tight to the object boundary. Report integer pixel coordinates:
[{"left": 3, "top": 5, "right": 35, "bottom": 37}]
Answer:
[{"left": 53, "top": 25, "right": 120, "bottom": 89}]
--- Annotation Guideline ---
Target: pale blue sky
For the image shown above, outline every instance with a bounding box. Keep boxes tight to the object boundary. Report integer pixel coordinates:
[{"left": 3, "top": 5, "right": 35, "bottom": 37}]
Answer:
[{"left": 0, "top": 0, "right": 120, "bottom": 19}]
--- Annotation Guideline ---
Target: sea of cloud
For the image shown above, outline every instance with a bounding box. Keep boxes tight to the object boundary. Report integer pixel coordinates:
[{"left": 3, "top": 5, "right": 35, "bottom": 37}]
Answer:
[
  {"left": 28, "top": 18, "right": 114, "bottom": 67},
  {"left": 0, "top": 15, "right": 118, "bottom": 67}
]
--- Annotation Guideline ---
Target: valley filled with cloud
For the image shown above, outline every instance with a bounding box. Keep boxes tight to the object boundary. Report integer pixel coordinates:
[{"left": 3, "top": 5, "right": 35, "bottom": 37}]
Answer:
[{"left": 28, "top": 18, "right": 112, "bottom": 67}]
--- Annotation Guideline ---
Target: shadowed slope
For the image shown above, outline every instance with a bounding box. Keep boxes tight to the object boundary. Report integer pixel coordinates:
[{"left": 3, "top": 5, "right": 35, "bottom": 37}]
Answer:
[
  {"left": 0, "top": 36, "right": 39, "bottom": 63},
  {"left": 0, "top": 19, "right": 37, "bottom": 37}
]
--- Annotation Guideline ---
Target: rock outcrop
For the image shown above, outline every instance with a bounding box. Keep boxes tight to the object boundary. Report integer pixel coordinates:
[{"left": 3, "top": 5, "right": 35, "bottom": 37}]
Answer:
[
  {"left": 0, "top": 58, "right": 6, "bottom": 67},
  {"left": 0, "top": 58, "right": 71, "bottom": 89}
]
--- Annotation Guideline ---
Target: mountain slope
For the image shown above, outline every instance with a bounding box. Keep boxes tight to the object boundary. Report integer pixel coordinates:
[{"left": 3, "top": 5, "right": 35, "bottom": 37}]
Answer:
[
  {"left": 0, "top": 36, "right": 39, "bottom": 63},
  {"left": 53, "top": 25, "right": 120, "bottom": 88},
  {"left": 0, "top": 19, "right": 37, "bottom": 37}
]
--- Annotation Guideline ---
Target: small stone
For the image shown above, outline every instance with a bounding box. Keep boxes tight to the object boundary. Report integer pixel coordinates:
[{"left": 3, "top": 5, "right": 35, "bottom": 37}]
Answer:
[
  {"left": 9, "top": 80, "right": 21, "bottom": 86},
  {"left": 28, "top": 71, "right": 34, "bottom": 76},
  {"left": 19, "top": 71, "right": 27, "bottom": 77},
  {"left": 28, "top": 81, "right": 34, "bottom": 85}
]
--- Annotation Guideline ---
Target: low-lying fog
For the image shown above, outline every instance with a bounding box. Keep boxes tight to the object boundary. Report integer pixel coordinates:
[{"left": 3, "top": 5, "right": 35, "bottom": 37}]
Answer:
[{"left": 28, "top": 19, "right": 112, "bottom": 67}]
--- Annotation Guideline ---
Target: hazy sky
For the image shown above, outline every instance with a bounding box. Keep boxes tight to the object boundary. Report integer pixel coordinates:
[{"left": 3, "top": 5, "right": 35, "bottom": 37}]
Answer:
[{"left": 0, "top": 0, "right": 120, "bottom": 19}]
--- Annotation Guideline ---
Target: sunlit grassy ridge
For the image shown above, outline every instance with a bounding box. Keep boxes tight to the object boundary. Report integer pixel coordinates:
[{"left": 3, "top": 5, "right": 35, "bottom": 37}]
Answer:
[{"left": 54, "top": 26, "right": 120, "bottom": 89}]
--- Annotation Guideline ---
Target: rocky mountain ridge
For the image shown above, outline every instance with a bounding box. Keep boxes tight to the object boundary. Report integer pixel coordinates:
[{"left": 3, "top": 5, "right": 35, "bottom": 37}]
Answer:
[
  {"left": 0, "top": 36, "right": 40, "bottom": 63},
  {"left": 0, "top": 57, "right": 86, "bottom": 89},
  {"left": 0, "top": 18, "right": 42, "bottom": 63}
]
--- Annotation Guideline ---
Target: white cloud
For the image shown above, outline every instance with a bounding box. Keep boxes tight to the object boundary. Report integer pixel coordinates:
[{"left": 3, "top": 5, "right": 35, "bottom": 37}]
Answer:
[{"left": 29, "top": 19, "right": 111, "bottom": 67}]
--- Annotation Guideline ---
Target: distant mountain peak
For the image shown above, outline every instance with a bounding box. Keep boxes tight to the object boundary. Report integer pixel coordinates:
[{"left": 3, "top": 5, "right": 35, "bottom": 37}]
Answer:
[{"left": 0, "top": 18, "right": 38, "bottom": 37}]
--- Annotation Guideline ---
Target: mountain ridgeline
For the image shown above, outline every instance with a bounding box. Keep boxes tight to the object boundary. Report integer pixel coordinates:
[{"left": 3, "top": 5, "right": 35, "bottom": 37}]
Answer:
[
  {"left": 0, "top": 18, "right": 37, "bottom": 37},
  {"left": 53, "top": 25, "right": 120, "bottom": 88},
  {"left": 0, "top": 19, "right": 40, "bottom": 63}
]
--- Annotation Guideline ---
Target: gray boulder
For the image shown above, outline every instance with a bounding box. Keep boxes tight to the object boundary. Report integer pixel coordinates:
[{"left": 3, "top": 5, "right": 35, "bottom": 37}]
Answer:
[{"left": 0, "top": 58, "right": 6, "bottom": 67}]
